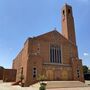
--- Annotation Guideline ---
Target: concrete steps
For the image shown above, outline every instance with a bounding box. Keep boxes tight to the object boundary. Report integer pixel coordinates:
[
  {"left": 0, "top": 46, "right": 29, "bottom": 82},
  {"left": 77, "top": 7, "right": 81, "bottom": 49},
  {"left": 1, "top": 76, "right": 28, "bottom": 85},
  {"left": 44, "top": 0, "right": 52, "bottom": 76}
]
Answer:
[
  {"left": 46, "top": 81, "right": 87, "bottom": 88},
  {"left": 0, "top": 80, "right": 3, "bottom": 83},
  {"left": 32, "top": 81, "right": 88, "bottom": 89}
]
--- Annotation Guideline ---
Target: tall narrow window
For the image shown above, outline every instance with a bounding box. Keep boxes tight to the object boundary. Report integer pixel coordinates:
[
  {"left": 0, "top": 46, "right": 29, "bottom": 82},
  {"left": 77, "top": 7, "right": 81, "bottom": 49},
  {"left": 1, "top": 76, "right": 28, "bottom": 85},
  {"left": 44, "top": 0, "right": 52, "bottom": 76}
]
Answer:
[
  {"left": 57, "top": 49, "right": 59, "bottom": 63},
  {"left": 68, "top": 9, "right": 71, "bottom": 14},
  {"left": 50, "top": 47, "right": 53, "bottom": 63},
  {"left": 63, "top": 10, "right": 65, "bottom": 16},
  {"left": 58, "top": 48, "right": 61, "bottom": 63},
  {"left": 52, "top": 48, "right": 54, "bottom": 62},
  {"left": 55, "top": 48, "right": 57, "bottom": 62},
  {"left": 50, "top": 45, "right": 61, "bottom": 63}
]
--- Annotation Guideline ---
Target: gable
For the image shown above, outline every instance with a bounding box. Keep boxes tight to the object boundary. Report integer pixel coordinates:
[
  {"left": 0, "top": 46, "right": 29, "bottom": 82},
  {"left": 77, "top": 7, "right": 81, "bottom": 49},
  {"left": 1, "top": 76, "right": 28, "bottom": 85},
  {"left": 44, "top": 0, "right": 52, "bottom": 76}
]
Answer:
[{"left": 32, "top": 30, "right": 68, "bottom": 43}]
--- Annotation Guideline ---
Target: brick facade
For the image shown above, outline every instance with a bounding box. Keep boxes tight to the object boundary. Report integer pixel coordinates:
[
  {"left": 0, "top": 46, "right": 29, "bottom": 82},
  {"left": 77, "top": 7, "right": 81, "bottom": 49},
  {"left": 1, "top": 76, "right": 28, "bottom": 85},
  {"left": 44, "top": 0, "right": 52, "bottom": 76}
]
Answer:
[{"left": 13, "top": 4, "right": 84, "bottom": 86}]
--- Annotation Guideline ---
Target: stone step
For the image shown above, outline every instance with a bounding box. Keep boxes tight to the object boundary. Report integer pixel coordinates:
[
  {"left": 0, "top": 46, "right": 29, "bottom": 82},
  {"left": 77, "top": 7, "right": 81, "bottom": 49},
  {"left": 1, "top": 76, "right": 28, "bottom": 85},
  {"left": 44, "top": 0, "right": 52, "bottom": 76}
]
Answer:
[
  {"left": 46, "top": 81, "right": 87, "bottom": 88},
  {"left": 32, "top": 81, "right": 88, "bottom": 89},
  {"left": 0, "top": 80, "right": 3, "bottom": 83}
]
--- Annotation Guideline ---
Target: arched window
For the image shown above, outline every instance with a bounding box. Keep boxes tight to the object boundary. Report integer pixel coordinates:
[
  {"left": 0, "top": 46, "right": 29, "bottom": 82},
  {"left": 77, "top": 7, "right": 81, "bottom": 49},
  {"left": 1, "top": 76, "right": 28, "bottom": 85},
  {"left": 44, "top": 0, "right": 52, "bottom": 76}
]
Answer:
[
  {"left": 68, "top": 9, "right": 71, "bottom": 14},
  {"left": 63, "top": 10, "right": 65, "bottom": 16}
]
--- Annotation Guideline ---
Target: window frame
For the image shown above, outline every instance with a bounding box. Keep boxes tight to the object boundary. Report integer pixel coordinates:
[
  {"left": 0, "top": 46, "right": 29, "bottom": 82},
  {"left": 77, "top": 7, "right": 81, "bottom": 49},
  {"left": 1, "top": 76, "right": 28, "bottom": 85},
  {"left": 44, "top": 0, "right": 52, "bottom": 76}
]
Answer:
[{"left": 50, "top": 45, "right": 62, "bottom": 63}]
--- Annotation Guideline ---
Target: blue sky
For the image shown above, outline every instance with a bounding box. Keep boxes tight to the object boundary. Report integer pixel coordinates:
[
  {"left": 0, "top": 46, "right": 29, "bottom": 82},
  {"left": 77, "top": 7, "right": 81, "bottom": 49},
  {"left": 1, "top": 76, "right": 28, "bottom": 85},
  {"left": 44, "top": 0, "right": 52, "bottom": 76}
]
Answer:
[{"left": 0, "top": 0, "right": 90, "bottom": 68}]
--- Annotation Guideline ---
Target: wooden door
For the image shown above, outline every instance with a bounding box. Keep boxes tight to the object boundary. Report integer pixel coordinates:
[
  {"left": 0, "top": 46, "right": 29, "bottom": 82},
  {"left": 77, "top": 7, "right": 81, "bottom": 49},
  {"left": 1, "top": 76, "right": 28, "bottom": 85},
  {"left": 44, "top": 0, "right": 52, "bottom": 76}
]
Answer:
[
  {"left": 46, "top": 70, "right": 53, "bottom": 80},
  {"left": 61, "top": 70, "right": 68, "bottom": 80}
]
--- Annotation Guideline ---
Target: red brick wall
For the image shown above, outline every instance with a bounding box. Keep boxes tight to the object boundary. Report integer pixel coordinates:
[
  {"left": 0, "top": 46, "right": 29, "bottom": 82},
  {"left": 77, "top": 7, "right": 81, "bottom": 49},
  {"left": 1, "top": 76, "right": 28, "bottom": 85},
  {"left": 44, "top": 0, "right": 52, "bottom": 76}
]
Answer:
[
  {"left": 12, "top": 31, "right": 84, "bottom": 86},
  {"left": 72, "top": 58, "right": 84, "bottom": 82},
  {"left": 12, "top": 39, "right": 29, "bottom": 84}
]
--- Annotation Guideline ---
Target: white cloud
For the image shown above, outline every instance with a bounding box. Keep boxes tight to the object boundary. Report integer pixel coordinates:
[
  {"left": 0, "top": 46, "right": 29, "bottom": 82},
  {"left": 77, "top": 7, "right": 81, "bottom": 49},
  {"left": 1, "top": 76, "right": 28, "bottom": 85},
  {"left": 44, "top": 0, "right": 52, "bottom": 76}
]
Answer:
[{"left": 83, "top": 53, "right": 89, "bottom": 56}]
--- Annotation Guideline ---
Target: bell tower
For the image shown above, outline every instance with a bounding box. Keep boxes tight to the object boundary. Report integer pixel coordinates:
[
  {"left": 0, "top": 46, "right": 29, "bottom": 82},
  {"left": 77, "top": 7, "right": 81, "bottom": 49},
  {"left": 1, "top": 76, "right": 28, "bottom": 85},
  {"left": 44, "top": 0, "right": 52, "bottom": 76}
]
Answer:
[{"left": 62, "top": 4, "right": 76, "bottom": 45}]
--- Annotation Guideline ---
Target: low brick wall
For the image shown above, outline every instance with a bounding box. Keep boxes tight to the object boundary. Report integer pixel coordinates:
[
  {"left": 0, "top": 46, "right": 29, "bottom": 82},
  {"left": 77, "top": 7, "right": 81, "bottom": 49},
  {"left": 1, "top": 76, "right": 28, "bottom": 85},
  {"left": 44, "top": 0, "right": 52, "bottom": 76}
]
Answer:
[
  {"left": 0, "top": 68, "right": 4, "bottom": 80},
  {"left": 3, "top": 69, "right": 17, "bottom": 82}
]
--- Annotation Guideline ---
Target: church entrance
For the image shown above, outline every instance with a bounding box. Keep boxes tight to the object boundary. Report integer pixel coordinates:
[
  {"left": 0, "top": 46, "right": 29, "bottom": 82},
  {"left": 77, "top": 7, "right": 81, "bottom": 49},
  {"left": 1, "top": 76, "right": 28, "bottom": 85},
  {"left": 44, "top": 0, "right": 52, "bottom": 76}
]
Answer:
[{"left": 46, "top": 70, "right": 54, "bottom": 80}]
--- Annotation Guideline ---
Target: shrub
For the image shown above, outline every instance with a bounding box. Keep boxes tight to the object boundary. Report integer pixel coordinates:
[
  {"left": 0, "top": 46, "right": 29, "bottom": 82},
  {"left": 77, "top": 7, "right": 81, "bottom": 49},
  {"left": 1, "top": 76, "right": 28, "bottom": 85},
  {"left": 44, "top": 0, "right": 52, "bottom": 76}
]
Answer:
[{"left": 39, "top": 84, "right": 46, "bottom": 90}]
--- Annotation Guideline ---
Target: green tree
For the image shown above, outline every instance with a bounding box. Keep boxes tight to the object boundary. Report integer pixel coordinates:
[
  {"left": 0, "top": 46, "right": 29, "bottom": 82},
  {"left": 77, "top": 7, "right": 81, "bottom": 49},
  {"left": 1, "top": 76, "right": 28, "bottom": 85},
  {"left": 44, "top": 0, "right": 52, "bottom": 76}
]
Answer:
[
  {"left": 88, "top": 69, "right": 90, "bottom": 73},
  {"left": 0, "top": 66, "right": 4, "bottom": 69},
  {"left": 83, "top": 65, "right": 88, "bottom": 74}
]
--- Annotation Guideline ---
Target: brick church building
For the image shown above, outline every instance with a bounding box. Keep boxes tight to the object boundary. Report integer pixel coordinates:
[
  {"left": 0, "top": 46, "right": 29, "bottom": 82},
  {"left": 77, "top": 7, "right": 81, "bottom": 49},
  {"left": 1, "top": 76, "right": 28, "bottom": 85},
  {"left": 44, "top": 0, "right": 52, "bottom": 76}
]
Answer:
[{"left": 12, "top": 4, "right": 84, "bottom": 86}]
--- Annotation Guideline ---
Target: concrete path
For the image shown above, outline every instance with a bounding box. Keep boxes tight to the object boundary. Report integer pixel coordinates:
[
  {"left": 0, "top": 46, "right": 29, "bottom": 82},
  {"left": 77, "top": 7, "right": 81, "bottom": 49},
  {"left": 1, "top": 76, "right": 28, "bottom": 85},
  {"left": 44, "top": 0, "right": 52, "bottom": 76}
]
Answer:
[
  {"left": 46, "top": 81, "right": 88, "bottom": 88},
  {"left": 0, "top": 82, "right": 38, "bottom": 90},
  {"left": 47, "top": 87, "right": 90, "bottom": 90},
  {"left": 0, "top": 81, "right": 90, "bottom": 90},
  {"left": 0, "top": 83, "right": 90, "bottom": 90}
]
